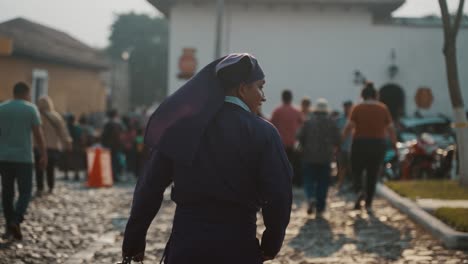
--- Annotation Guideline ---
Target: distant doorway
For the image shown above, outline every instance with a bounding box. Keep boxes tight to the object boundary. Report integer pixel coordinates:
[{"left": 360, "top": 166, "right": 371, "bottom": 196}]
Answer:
[
  {"left": 32, "top": 69, "right": 48, "bottom": 102},
  {"left": 379, "top": 83, "right": 405, "bottom": 122}
]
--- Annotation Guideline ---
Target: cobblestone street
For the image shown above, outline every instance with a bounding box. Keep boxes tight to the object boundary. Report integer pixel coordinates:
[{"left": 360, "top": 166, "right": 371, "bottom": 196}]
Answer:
[{"left": 1, "top": 178, "right": 468, "bottom": 263}]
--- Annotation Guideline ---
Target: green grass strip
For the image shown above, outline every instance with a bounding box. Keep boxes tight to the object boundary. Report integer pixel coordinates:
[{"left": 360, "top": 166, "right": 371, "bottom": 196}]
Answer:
[
  {"left": 385, "top": 180, "right": 468, "bottom": 200},
  {"left": 434, "top": 207, "right": 468, "bottom": 233}
]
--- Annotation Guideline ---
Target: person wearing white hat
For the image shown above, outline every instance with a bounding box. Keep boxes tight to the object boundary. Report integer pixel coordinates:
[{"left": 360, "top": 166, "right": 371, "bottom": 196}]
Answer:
[{"left": 297, "top": 98, "right": 340, "bottom": 215}]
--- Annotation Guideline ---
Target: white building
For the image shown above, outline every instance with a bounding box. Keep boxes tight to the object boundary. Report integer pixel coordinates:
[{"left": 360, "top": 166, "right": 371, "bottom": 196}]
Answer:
[{"left": 148, "top": 0, "right": 468, "bottom": 118}]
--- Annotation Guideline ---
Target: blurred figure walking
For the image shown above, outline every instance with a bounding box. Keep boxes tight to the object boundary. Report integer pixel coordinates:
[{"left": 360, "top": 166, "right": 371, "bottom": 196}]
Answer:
[
  {"left": 0, "top": 82, "right": 47, "bottom": 240},
  {"left": 101, "top": 109, "right": 124, "bottom": 182},
  {"left": 132, "top": 128, "right": 145, "bottom": 178},
  {"left": 336, "top": 100, "right": 353, "bottom": 190},
  {"left": 300, "top": 97, "right": 312, "bottom": 120},
  {"left": 297, "top": 98, "right": 340, "bottom": 215},
  {"left": 343, "top": 82, "right": 398, "bottom": 212},
  {"left": 271, "top": 90, "right": 303, "bottom": 186},
  {"left": 121, "top": 116, "right": 137, "bottom": 177},
  {"left": 35, "top": 96, "right": 72, "bottom": 195},
  {"left": 78, "top": 114, "right": 96, "bottom": 147},
  {"left": 64, "top": 114, "right": 84, "bottom": 181}
]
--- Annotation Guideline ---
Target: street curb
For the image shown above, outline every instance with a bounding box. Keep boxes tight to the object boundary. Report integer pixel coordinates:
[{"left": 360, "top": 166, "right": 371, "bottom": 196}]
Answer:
[
  {"left": 64, "top": 231, "right": 118, "bottom": 264},
  {"left": 376, "top": 183, "right": 468, "bottom": 249}
]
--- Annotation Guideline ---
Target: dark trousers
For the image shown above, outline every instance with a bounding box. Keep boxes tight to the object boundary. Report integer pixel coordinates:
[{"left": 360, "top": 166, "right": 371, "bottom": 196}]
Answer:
[
  {"left": 351, "top": 139, "right": 386, "bottom": 206},
  {"left": 111, "top": 150, "right": 123, "bottom": 181},
  {"left": 35, "top": 149, "right": 58, "bottom": 191},
  {"left": 285, "top": 147, "right": 301, "bottom": 186},
  {"left": 302, "top": 163, "right": 330, "bottom": 212},
  {"left": 0, "top": 161, "right": 33, "bottom": 225}
]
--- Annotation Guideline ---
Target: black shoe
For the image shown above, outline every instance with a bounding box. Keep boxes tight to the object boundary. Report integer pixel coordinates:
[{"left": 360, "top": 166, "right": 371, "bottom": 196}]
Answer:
[
  {"left": 8, "top": 223, "right": 22, "bottom": 241},
  {"left": 354, "top": 195, "right": 364, "bottom": 210},
  {"left": 36, "top": 190, "right": 43, "bottom": 197},
  {"left": 1, "top": 228, "right": 12, "bottom": 240},
  {"left": 307, "top": 201, "right": 315, "bottom": 215},
  {"left": 316, "top": 209, "right": 325, "bottom": 218}
]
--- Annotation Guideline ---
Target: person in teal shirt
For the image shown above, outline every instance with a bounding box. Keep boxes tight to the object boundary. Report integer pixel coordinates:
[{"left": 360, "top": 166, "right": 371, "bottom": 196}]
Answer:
[{"left": 0, "top": 82, "right": 47, "bottom": 240}]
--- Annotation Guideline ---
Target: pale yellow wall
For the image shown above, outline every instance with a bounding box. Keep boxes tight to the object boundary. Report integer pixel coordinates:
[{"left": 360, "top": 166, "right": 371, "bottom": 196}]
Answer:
[{"left": 0, "top": 56, "right": 107, "bottom": 116}]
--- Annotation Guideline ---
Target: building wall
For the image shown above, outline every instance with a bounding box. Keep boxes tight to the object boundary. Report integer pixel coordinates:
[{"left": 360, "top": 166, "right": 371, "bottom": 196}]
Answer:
[
  {"left": 168, "top": 3, "right": 468, "bottom": 118},
  {"left": 168, "top": 3, "right": 218, "bottom": 96},
  {"left": 0, "top": 56, "right": 107, "bottom": 116}
]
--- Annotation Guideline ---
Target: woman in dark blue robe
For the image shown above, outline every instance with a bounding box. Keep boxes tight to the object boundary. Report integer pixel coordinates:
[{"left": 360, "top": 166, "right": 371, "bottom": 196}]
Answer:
[{"left": 120, "top": 54, "right": 292, "bottom": 264}]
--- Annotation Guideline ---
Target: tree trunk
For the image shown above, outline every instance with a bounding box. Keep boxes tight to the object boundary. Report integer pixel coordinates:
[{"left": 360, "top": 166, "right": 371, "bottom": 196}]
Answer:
[
  {"left": 453, "top": 108, "right": 468, "bottom": 186},
  {"left": 443, "top": 42, "right": 468, "bottom": 186}
]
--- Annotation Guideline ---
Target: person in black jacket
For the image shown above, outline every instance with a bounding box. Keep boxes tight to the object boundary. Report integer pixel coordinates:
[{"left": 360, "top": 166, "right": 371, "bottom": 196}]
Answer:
[
  {"left": 121, "top": 53, "right": 292, "bottom": 264},
  {"left": 101, "top": 109, "right": 124, "bottom": 182}
]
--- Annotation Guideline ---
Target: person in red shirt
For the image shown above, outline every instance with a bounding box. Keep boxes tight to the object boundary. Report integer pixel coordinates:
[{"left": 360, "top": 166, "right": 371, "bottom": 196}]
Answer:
[
  {"left": 343, "top": 82, "right": 398, "bottom": 212},
  {"left": 271, "top": 90, "right": 303, "bottom": 186}
]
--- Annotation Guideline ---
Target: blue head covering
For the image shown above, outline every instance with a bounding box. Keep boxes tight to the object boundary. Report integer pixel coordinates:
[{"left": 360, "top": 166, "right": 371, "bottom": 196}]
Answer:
[{"left": 145, "top": 53, "right": 264, "bottom": 164}]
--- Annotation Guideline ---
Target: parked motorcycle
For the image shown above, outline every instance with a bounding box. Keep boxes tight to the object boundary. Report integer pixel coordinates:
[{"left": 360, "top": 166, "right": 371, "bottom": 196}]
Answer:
[{"left": 401, "top": 133, "right": 455, "bottom": 179}]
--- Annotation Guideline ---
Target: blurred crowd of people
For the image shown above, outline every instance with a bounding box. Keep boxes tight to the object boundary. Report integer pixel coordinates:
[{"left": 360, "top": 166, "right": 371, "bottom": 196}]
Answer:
[
  {"left": 0, "top": 82, "right": 151, "bottom": 240},
  {"left": 50, "top": 107, "right": 148, "bottom": 186},
  {"left": 40, "top": 108, "right": 146, "bottom": 188},
  {"left": 269, "top": 82, "right": 397, "bottom": 216},
  {"left": 34, "top": 99, "right": 151, "bottom": 188}
]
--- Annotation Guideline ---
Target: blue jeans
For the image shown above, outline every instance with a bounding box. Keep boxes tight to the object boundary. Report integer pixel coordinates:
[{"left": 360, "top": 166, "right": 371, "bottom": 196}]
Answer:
[
  {"left": 0, "top": 161, "right": 33, "bottom": 225},
  {"left": 302, "top": 163, "right": 330, "bottom": 212}
]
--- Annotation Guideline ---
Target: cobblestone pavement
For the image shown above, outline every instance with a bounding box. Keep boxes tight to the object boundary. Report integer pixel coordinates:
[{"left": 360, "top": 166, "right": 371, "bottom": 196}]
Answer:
[
  {"left": 1, "top": 179, "right": 468, "bottom": 263},
  {"left": 94, "top": 188, "right": 468, "bottom": 264},
  {"left": 0, "top": 177, "right": 133, "bottom": 264}
]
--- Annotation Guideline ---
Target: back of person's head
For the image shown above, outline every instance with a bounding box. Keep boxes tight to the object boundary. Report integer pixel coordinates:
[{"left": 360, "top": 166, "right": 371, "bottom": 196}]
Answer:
[
  {"left": 361, "top": 82, "right": 377, "bottom": 100},
  {"left": 37, "top": 96, "right": 54, "bottom": 112},
  {"left": 217, "top": 56, "right": 252, "bottom": 93},
  {"left": 331, "top": 110, "right": 340, "bottom": 119},
  {"left": 107, "top": 109, "right": 118, "bottom": 119},
  {"left": 13, "top": 82, "right": 30, "bottom": 99},
  {"left": 66, "top": 114, "right": 76, "bottom": 125},
  {"left": 343, "top": 100, "right": 353, "bottom": 108},
  {"left": 343, "top": 100, "right": 353, "bottom": 115},
  {"left": 314, "top": 98, "right": 329, "bottom": 113},
  {"left": 301, "top": 97, "right": 311, "bottom": 108},
  {"left": 79, "top": 114, "right": 88, "bottom": 125},
  {"left": 282, "top": 90, "right": 292, "bottom": 104}
]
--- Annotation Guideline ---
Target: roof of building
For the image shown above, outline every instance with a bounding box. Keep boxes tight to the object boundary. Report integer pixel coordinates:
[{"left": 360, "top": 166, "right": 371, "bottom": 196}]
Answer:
[
  {"left": 387, "top": 15, "right": 468, "bottom": 28},
  {"left": 148, "top": 0, "right": 405, "bottom": 18},
  {"left": 0, "top": 18, "right": 108, "bottom": 70}
]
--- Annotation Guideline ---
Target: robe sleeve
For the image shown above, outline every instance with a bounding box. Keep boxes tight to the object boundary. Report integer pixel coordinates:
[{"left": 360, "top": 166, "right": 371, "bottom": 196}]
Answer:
[
  {"left": 258, "top": 128, "right": 293, "bottom": 257},
  {"left": 122, "top": 149, "right": 173, "bottom": 257}
]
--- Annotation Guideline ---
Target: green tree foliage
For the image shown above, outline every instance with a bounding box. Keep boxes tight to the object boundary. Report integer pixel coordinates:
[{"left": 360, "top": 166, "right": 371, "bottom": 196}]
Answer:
[{"left": 108, "top": 13, "right": 168, "bottom": 107}]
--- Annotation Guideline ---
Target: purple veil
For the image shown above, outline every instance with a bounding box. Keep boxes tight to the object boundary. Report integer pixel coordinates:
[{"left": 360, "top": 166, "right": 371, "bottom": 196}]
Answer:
[{"left": 144, "top": 53, "right": 264, "bottom": 164}]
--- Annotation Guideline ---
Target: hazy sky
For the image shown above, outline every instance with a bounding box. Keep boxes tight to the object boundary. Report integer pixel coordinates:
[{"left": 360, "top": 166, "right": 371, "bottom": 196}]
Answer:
[{"left": 0, "top": 0, "right": 467, "bottom": 48}]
